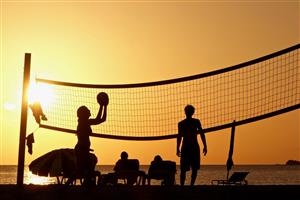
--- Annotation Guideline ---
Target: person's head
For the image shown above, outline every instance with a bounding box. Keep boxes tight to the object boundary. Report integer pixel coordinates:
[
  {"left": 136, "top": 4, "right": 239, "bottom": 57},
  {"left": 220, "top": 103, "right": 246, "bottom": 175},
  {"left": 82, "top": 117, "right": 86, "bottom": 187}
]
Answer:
[
  {"left": 153, "top": 155, "right": 162, "bottom": 162},
  {"left": 120, "top": 151, "right": 128, "bottom": 160},
  {"left": 184, "top": 105, "right": 195, "bottom": 118},
  {"left": 77, "top": 106, "right": 91, "bottom": 120}
]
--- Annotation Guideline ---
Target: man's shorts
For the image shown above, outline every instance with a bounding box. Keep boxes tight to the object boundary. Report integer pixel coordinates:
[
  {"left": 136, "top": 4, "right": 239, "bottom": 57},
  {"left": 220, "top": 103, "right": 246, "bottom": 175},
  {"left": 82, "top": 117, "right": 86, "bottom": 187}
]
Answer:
[{"left": 180, "top": 149, "right": 200, "bottom": 172}]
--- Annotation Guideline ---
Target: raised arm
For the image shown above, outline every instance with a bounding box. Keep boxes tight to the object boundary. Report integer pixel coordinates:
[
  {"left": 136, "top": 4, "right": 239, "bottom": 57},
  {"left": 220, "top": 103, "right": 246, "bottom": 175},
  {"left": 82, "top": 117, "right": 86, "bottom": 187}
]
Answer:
[{"left": 89, "top": 104, "right": 107, "bottom": 125}]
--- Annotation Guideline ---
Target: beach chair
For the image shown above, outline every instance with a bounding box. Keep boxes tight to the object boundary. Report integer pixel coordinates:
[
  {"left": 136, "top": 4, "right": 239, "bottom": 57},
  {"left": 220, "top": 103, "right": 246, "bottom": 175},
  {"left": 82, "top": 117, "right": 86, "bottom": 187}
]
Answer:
[
  {"left": 147, "top": 160, "right": 176, "bottom": 185},
  {"left": 61, "top": 170, "right": 102, "bottom": 185},
  {"left": 211, "top": 171, "right": 249, "bottom": 185},
  {"left": 113, "top": 159, "right": 146, "bottom": 185}
]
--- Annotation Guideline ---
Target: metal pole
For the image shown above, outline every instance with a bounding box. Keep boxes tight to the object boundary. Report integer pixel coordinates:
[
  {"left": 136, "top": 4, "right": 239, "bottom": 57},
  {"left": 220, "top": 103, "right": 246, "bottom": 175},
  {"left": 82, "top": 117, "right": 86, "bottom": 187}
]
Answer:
[{"left": 17, "top": 53, "right": 31, "bottom": 186}]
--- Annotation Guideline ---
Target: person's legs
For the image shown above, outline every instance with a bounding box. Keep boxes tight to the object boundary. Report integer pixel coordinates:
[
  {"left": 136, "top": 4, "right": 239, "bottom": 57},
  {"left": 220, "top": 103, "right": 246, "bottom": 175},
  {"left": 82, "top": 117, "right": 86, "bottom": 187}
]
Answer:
[
  {"left": 82, "top": 150, "right": 95, "bottom": 186},
  {"left": 66, "top": 147, "right": 84, "bottom": 185},
  {"left": 180, "top": 170, "right": 186, "bottom": 186},
  {"left": 191, "top": 168, "right": 198, "bottom": 186},
  {"left": 74, "top": 147, "right": 92, "bottom": 186},
  {"left": 180, "top": 153, "right": 189, "bottom": 186},
  {"left": 190, "top": 150, "right": 200, "bottom": 186}
]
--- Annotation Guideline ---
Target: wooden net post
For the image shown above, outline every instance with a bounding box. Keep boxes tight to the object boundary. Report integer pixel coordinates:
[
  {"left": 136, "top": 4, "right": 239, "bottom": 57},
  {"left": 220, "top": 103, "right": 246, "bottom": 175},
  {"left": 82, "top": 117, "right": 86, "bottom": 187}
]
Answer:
[{"left": 17, "top": 53, "right": 31, "bottom": 186}]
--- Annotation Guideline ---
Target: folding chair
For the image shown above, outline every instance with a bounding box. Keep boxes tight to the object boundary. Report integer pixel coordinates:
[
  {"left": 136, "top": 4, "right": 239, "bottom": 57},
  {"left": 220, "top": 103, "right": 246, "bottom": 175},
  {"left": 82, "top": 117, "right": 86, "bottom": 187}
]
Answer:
[
  {"left": 147, "top": 160, "right": 176, "bottom": 185},
  {"left": 113, "top": 159, "right": 146, "bottom": 185},
  {"left": 211, "top": 171, "right": 249, "bottom": 185}
]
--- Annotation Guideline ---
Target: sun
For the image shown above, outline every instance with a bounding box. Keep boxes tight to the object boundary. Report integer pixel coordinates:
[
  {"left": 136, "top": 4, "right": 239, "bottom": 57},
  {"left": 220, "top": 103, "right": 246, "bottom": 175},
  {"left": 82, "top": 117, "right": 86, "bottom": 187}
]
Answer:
[{"left": 28, "top": 81, "right": 54, "bottom": 109}]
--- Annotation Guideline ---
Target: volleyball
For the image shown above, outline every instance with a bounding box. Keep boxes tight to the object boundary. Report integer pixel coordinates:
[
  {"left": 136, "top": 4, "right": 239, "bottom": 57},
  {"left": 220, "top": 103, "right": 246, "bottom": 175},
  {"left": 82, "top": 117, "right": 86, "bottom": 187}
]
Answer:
[{"left": 97, "top": 92, "right": 109, "bottom": 105}]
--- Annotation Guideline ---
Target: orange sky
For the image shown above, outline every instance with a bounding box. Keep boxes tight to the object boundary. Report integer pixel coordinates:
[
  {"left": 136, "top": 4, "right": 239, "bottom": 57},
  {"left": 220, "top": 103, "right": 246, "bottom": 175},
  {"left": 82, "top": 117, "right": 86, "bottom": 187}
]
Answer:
[{"left": 0, "top": 1, "right": 299, "bottom": 165}]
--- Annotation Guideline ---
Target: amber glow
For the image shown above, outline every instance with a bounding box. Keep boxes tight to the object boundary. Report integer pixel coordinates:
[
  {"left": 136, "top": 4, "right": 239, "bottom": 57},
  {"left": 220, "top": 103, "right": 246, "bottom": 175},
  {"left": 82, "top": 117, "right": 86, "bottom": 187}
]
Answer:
[
  {"left": 0, "top": 1, "right": 299, "bottom": 165},
  {"left": 26, "top": 172, "right": 54, "bottom": 185},
  {"left": 28, "top": 82, "right": 54, "bottom": 109}
]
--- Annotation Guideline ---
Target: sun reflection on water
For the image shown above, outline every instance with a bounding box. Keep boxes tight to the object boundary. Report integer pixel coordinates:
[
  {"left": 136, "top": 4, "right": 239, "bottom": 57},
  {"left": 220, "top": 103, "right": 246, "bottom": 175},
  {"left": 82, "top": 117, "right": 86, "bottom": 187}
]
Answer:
[{"left": 24, "top": 171, "right": 56, "bottom": 185}]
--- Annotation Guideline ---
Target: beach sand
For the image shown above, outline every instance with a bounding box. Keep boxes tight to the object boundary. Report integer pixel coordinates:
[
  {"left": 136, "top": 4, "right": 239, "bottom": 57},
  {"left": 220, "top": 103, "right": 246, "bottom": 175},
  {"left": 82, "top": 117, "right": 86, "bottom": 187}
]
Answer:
[{"left": 1, "top": 185, "right": 299, "bottom": 200}]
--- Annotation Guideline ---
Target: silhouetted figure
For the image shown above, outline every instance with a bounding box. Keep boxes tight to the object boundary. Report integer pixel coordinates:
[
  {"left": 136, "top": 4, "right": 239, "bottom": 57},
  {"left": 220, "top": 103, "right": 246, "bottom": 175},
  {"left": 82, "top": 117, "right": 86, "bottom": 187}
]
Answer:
[
  {"left": 153, "top": 155, "right": 163, "bottom": 163},
  {"left": 112, "top": 151, "right": 145, "bottom": 185},
  {"left": 66, "top": 100, "right": 108, "bottom": 186},
  {"left": 148, "top": 155, "right": 176, "bottom": 185},
  {"left": 177, "top": 105, "right": 207, "bottom": 186},
  {"left": 113, "top": 151, "right": 136, "bottom": 185},
  {"left": 114, "top": 151, "right": 129, "bottom": 172},
  {"left": 100, "top": 151, "right": 133, "bottom": 186}
]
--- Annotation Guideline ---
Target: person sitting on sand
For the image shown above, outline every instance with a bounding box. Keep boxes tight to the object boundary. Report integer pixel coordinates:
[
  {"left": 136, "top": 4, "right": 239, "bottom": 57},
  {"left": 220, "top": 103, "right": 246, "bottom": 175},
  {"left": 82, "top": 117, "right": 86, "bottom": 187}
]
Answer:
[
  {"left": 148, "top": 155, "right": 176, "bottom": 185},
  {"left": 114, "top": 151, "right": 129, "bottom": 172},
  {"left": 113, "top": 151, "right": 143, "bottom": 185}
]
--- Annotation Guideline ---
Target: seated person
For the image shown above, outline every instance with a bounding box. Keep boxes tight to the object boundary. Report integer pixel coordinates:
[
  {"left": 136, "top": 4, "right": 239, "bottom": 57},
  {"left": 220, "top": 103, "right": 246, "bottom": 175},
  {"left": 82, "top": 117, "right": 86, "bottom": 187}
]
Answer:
[
  {"left": 114, "top": 151, "right": 129, "bottom": 171},
  {"left": 113, "top": 151, "right": 145, "bottom": 185},
  {"left": 148, "top": 155, "right": 176, "bottom": 185}
]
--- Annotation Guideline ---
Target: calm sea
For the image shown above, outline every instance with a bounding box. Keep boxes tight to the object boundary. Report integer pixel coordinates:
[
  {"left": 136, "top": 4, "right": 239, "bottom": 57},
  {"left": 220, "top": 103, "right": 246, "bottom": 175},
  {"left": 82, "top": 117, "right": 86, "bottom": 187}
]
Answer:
[{"left": 0, "top": 165, "right": 299, "bottom": 185}]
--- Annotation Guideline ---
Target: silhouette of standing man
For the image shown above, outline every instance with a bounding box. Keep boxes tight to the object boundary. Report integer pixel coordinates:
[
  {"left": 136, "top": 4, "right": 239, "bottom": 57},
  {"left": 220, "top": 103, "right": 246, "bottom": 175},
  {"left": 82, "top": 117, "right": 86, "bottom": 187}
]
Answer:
[{"left": 177, "top": 105, "right": 207, "bottom": 186}]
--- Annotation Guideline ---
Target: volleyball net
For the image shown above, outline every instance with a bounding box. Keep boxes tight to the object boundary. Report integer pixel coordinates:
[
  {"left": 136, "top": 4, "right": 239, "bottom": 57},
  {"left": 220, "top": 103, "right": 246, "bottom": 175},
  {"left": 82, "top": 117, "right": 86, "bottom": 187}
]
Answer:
[{"left": 36, "top": 44, "right": 300, "bottom": 140}]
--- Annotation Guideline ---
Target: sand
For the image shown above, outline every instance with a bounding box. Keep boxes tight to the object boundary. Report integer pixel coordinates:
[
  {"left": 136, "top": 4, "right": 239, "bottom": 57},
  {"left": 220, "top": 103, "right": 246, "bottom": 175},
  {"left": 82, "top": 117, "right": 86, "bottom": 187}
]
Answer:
[{"left": 0, "top": 185, "right": 299, "bottom": 200}]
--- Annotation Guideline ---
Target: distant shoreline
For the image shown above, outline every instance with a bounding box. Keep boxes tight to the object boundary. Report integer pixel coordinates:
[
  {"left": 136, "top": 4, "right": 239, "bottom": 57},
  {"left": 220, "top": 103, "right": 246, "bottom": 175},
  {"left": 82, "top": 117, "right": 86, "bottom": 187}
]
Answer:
[
  {"left": 0, "top": 185, "right": 299, "bottom": 200},
  {"left": 2, "top": 165, "right": 299, "bottom": 185},
  {"left": 0, "top": 164, "right": 294, "bottom": 166}
]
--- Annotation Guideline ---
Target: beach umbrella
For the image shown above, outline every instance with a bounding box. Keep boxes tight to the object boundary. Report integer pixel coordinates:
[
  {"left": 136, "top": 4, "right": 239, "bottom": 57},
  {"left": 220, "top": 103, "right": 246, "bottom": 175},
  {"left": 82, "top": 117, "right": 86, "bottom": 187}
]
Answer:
[
  {"left": 29, "top": 148, "right": 97, "bottom": 178},
  {"left": 226, "top": 121, "right": 236, "bottom": 179}
]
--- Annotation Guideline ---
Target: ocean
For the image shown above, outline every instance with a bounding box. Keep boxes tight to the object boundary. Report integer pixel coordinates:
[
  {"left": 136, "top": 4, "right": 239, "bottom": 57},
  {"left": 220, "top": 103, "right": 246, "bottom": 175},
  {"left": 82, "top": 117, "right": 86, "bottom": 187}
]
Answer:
[{"left": 0, "top": 165, "right": 299, "bottom": 185}]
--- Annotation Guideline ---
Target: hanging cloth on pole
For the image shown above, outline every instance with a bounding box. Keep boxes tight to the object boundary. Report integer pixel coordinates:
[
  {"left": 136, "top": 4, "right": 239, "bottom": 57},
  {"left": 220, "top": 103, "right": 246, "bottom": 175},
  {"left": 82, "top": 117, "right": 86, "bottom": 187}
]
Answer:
[
  {"left": 226, "top": 120, "right": 236, "bottom": 179},
  {"left": 26, "top": 133, "right": 35, "bottom": 155},
  {"left": 29, "top": 101, "right": 47, "bottom": 124}
]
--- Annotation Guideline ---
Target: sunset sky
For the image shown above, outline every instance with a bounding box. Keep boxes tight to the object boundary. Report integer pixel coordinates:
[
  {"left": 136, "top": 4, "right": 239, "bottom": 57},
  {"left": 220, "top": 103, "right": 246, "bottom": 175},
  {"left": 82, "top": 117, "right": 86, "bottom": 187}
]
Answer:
[{"left": 0, "top": 0, "right": 299, "bottom": 165}]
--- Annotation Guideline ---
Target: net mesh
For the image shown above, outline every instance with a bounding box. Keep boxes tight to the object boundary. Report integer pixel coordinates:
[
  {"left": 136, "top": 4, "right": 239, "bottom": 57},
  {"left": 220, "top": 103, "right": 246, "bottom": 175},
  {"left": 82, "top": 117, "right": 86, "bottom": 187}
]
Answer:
[{"left": 36, "top": 45, "right": 300, "bottom": 140}]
